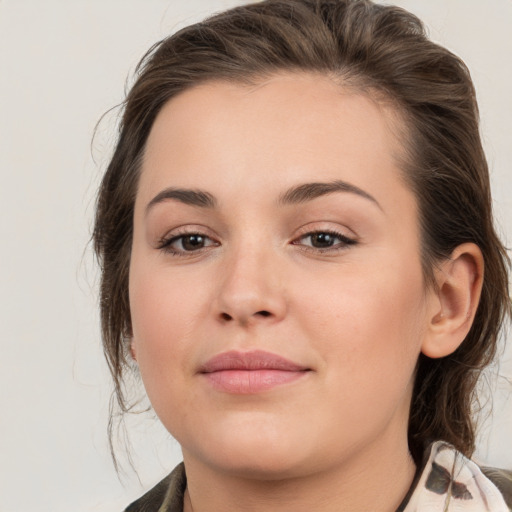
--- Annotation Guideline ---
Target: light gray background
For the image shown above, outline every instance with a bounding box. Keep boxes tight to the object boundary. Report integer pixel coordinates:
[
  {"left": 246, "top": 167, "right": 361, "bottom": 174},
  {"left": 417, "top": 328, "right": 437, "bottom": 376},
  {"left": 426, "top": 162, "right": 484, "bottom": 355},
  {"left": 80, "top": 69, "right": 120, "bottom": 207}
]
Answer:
[{"left": 0, "top": 1, "right": 510, "bottom": 511}]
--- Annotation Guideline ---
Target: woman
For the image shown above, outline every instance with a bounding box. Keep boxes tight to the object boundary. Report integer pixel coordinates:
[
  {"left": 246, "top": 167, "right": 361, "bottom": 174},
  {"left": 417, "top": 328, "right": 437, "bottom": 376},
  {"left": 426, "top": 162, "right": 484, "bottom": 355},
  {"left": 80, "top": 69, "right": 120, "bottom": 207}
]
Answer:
[{"left": 93, "top": 0, "right": 512, "bottom": 510}]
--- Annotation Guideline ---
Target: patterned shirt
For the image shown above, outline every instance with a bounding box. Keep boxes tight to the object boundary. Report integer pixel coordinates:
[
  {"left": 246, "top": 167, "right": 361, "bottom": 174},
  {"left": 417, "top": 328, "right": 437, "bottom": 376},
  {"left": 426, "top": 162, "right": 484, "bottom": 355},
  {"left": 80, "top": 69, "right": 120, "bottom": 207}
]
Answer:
[{"left": 125, "top": 441, "right": 512, "bottom": 511}]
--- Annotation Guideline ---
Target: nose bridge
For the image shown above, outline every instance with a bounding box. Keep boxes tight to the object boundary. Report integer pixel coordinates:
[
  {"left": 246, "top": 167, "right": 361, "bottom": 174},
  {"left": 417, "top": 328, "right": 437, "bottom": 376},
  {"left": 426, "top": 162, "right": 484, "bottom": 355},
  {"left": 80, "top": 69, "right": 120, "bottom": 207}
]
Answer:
[{"left": 214, "top": 234, "right": 286, "bottom": 325}]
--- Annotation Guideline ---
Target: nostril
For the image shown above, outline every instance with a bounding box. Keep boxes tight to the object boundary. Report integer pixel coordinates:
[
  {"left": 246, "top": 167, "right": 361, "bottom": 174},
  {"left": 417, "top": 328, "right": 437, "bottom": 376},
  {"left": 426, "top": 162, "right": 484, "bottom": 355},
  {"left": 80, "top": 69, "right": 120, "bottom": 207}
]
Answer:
[{"left": 219, "top": 310, "right": 272, "bottom": 323}]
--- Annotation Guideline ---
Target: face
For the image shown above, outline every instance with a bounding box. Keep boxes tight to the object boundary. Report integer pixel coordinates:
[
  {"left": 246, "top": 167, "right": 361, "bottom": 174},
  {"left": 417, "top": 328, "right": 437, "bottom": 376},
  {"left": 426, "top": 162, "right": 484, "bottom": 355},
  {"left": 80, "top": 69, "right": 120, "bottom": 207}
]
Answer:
[{"left": 129, "top": 73, "right": 436, "bottom": 479}]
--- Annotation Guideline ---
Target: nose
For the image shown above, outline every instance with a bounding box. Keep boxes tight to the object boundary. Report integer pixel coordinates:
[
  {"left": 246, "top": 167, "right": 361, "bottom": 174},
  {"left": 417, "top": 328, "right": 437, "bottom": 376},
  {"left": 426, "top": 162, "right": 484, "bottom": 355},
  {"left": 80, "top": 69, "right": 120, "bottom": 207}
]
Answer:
[{"left": 213, "top": 244, "right": 287, "bottom": 327}]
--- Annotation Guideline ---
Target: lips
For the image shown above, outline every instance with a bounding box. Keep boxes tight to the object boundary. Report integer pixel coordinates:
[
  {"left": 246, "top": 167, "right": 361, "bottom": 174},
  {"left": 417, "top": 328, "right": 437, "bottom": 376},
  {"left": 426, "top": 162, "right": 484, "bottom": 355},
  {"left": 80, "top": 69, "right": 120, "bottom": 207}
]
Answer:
[{"left": 199, "top": 350, "right": 310, "bottom": 394}]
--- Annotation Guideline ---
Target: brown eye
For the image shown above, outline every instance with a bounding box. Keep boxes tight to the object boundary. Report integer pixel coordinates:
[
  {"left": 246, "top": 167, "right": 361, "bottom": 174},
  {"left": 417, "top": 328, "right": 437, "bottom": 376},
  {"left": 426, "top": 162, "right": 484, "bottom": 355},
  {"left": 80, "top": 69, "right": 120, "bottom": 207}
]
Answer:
[
  {"left": 294, "top": 230, "right": 357, "bottom": 252},
  {"left": 309, "top": 232, "right": 337, "bottom": 248},
  {"left": 159, "top": 232, "right": 218, "bottom": 255},
  {"left": 180, "top": 234, "right": 207, "bottom": 251}
]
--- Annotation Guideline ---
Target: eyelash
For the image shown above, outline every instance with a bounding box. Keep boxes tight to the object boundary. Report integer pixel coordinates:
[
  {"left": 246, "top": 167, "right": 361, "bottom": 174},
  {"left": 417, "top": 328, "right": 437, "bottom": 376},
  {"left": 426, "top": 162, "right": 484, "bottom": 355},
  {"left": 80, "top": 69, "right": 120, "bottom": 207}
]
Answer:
[
  {"left": 292, "top": 229, "right": 357, "bottom": 254},
  {"left": 157, "top": 229, "right": 357, "bottom": 257},
  {"left": 157, "top": 231, "right": 219, "bottom": 256}
]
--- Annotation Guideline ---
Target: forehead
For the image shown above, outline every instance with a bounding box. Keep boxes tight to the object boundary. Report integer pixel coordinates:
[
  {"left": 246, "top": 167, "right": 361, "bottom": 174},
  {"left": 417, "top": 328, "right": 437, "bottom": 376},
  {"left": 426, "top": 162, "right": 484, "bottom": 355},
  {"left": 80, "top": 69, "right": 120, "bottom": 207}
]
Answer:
[{"left": 137, "top": 72, "right": 411, "bottom": 213}]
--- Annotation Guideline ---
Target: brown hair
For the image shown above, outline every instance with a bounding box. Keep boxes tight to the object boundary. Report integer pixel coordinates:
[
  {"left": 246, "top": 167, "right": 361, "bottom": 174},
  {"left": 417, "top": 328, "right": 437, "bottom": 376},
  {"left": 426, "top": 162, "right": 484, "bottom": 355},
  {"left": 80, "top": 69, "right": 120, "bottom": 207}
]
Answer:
[{"left": 93, "top": 0, "right": 511, "bottom": 463}]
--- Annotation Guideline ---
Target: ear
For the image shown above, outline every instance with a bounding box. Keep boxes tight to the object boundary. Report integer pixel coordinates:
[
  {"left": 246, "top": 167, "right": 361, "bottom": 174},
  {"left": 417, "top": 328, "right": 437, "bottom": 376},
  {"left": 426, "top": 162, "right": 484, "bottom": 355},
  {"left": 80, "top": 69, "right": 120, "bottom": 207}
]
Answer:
[
  {"left": 124, "top": 328, "right": 137, "bottom": 361},
  {"left": 421, "top": 243, "right": 484, "bottom": 359},
  {"left": 123, "top": 323, "right": 137, "bottom": 361},
  {"left": 129, "top": 340, "right": 137, "bottom": 361}
]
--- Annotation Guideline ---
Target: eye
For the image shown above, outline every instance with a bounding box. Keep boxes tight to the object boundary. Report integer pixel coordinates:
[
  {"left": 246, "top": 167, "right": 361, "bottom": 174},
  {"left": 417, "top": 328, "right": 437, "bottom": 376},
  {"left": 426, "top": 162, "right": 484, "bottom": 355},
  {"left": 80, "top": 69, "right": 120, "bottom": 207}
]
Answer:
[
  {"left": 293, "top": 230, "right": 356, "bottom": 252},
  {"left": 158, "top": 232, "right": 218, "bottom": 255}
]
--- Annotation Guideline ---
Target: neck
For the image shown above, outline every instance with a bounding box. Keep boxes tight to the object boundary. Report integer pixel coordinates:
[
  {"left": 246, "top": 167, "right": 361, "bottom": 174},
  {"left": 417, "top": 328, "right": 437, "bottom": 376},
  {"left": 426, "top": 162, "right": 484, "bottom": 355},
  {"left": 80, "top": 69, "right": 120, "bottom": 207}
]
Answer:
[{"left": 182, "top": 436, "right": 416, "bottom": 512}]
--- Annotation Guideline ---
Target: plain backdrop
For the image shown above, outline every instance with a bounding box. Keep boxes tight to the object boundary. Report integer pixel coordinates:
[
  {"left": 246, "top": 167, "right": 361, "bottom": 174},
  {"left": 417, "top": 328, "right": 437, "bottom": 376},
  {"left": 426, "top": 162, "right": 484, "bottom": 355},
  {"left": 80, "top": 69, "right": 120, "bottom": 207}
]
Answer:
[{"left": 0, "top": 1, "right": 511, "bottom": 511}]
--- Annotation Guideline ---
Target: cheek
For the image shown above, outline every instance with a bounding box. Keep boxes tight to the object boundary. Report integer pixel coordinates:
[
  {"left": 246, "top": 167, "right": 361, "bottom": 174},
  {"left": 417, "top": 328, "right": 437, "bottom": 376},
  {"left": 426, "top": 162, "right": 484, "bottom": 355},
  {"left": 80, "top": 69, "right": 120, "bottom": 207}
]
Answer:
[
  {"left": 294, "top": 255, "right": 428, "bottom": 385},
  {"left": 128, "top": 259, "right": 210, "bottom": 402}
]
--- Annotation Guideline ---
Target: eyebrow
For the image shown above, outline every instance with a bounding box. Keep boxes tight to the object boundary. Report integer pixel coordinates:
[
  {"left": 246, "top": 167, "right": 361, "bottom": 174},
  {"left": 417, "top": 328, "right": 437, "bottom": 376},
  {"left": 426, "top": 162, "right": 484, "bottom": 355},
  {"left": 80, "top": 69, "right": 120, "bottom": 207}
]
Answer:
[
  {"left": 278, "top": 180, "right": 382, "bottom": 210},
  {"left": 145, "top": 187, "right": 217, "bottom": 215},
  {"left": 145, "top": 179, "right": 381, "bottom": 215}
]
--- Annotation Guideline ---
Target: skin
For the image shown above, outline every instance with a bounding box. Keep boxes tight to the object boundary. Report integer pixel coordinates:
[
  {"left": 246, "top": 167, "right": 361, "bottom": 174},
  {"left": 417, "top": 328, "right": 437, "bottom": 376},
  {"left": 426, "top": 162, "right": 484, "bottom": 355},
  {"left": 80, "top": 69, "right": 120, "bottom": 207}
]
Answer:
[{"left": 129, "top": 73, "right": 483, "bottom": 511}]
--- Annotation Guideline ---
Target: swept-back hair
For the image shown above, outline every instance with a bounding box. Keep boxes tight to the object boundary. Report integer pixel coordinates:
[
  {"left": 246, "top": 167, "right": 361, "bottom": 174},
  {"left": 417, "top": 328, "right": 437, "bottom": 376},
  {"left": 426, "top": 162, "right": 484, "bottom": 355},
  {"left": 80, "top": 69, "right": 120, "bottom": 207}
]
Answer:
[{"left": 93, "top": 0, "right": 511, "bottom": 463}]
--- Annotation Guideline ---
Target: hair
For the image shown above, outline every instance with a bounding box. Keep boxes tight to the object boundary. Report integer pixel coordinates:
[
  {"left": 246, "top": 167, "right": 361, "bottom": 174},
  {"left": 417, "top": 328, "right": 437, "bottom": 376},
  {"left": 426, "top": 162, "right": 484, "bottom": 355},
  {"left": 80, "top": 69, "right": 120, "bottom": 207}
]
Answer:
[{"left": 93, "top": 0, "right": 511, "bottom": 464}]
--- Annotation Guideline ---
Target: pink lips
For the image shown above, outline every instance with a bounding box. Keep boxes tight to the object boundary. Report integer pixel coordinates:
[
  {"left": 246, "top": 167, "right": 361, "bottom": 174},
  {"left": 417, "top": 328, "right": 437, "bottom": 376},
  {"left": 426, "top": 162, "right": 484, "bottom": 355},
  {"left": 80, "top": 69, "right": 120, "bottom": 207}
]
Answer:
[{"left": 199, "top": 350, "right": 310, "bottom": 394}]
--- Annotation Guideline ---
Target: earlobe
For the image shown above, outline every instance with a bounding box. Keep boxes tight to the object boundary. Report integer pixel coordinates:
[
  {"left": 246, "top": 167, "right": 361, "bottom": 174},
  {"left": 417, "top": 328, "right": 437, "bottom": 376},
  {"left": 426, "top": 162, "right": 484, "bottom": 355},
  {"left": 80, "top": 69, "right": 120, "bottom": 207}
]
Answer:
[
  {"left": 421, "top": 243, "right": 484, "bottom": 359},
  {"left": 130, "top": 339, "right": 137, "bottom": 361}
]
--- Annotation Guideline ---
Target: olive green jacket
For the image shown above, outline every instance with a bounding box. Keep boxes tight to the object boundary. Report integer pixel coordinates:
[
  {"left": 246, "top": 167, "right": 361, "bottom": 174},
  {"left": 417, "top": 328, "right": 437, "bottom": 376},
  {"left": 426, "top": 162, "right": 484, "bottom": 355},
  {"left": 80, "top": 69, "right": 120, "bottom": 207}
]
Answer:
[{"left": 125, "top": 442, "right": 512, "bottom": 511}]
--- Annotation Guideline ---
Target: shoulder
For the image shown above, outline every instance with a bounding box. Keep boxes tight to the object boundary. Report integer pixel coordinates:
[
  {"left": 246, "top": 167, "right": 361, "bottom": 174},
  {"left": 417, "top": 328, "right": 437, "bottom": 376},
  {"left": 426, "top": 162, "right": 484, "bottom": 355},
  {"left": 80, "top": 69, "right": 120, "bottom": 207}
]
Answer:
[
  {"left": 124, "top": 463, "right": 186, "bottom": 512},
  {"left": 481, "top": 466, "right": 512, "bottom": 510},
  {"left": 401, "top": 441, "right": 512, "bottom": 511}
]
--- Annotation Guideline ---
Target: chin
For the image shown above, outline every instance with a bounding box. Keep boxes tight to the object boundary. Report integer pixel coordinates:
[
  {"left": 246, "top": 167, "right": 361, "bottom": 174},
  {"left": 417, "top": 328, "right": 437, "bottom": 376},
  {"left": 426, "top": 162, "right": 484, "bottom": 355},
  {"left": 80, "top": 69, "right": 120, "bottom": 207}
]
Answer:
[
  {"left": 180, "top": 414, "right": 317, "bottom": 480},
  {"left": 206, "top": 448, "right": 310, "bottom": 481}
]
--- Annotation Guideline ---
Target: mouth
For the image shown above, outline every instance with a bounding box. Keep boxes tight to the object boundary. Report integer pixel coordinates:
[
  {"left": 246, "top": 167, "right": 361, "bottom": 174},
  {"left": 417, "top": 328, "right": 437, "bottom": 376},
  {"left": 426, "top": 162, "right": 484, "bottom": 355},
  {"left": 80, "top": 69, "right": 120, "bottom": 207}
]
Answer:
[{"left": 199, "top": 350, "right": 311, "bottom": 394}]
